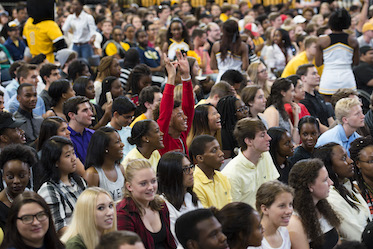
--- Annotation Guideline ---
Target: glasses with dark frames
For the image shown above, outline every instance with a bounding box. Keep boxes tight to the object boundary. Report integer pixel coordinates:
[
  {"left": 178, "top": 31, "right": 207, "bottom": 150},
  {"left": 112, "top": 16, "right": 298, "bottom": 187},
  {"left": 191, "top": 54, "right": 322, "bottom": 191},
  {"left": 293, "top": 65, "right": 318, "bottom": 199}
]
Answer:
[{"left": 17, "top": 211, "right": 48, "bottom": 225}]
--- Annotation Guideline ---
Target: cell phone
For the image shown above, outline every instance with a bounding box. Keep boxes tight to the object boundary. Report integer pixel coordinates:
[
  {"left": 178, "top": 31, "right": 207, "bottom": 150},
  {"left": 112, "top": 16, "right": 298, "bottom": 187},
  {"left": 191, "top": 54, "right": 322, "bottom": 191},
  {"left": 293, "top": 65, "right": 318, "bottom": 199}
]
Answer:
[{"left": 106, "top": 92, "right": 113, "bottom": 103}]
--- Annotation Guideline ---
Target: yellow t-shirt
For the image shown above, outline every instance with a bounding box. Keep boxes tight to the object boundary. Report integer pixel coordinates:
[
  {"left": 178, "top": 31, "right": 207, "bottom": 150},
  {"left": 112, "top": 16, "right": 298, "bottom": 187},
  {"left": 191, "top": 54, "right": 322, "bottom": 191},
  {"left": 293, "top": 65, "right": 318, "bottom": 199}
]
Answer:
[
  {"left": 23, "top": 18, "right": 64, "bottom": 63},
  {"left": 281, "top": 51, "right": 324, "bottom": 78},
  {"left": 193, "top": 166, "right": 232, "bottom": 209},
  {"left": 130, "top": 113, "right": 148, "bottom": 128},
  {"left": 121, "top": 147, "right": 161, "bottom": 171}
]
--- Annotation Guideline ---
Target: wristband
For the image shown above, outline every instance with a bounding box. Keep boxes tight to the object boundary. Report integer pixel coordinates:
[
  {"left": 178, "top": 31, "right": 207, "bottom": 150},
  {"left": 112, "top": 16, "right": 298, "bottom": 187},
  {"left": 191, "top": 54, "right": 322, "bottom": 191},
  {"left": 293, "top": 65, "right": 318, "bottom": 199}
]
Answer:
[{"left": 181, "top": 75, "right": 191, "bottom": 81}]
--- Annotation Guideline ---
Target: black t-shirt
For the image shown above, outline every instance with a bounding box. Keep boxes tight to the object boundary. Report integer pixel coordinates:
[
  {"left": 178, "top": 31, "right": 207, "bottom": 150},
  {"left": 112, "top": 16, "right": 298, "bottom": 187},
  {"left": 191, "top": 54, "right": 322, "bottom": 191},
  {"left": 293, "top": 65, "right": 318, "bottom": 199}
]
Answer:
[
  {"left": 288, "top": 146, "right": 312, "bottom": 167},
  {"left": 300, "top": 91, "right": 332, "bottom": 127},
  {"left": 353, "top": 61, "right": 373, "bottom": 95}
]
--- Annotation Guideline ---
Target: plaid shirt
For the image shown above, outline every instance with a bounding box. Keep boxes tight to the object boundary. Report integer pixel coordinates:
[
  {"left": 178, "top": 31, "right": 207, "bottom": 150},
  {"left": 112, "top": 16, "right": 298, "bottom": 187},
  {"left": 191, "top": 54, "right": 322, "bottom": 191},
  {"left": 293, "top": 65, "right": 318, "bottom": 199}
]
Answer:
[
  {"left": 38, "top": 177, "right": 86, "bottom": 232},
  {"left": 117, "top": 197, "right": 176, "bottom": 249}
]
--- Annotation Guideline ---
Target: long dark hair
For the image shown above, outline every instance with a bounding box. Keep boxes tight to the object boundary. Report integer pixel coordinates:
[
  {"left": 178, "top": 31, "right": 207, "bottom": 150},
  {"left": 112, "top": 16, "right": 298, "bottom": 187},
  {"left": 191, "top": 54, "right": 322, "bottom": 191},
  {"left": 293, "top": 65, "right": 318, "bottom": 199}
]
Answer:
[
  {"left": 220, "top": 20, "right": 241, "bottom": 61},
  {"left": 1, "top": 191, "right": 64, "bottom": 249},
  {"left": 38, "top": 136, "right": 85, "bottom": 191},
  {"left": 313, "top": 143, "right": 358, "bottom": 210},
  {"left": 157, "top": 152, "right": 199, "bottom": 210},
  {"left": 266, "top": 78, "right": 292, "bottom": 120},
  {"left": 48, "top": 79, "right": 72, "bottom": 107},
  {"left": 36, "top": 116, "right": 66, "bottom": 151},
  {"left": 73, "top": 76, "right": 91, "bottom": 97},
  {"left": 85, "top": 127, "right": 119, "bottom": 169},
  {"left": 126, "top": 64, "right": 151, "bottom": 95},
  {"left": 98, "top": 76, "right": 118, "bottom": 107},
  {"left": 289, "top": 159, "right": 340, "bottom": 247},
  {"left": 267, "top": 127, "right": 289, "bottom": 168}
]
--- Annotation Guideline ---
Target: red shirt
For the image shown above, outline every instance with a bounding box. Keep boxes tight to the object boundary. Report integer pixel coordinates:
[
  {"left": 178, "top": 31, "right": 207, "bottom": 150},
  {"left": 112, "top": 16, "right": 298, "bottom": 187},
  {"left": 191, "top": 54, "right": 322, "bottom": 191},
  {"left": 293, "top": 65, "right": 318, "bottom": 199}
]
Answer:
[
  {"left": 157, "top": 80, "right": 194, "bottom": 156},
  {"left": 284, "top": 102, "right": 310, "bottom": 125},
  {"left": 117, "top": 197, "right": 177, "bottom": 249}
]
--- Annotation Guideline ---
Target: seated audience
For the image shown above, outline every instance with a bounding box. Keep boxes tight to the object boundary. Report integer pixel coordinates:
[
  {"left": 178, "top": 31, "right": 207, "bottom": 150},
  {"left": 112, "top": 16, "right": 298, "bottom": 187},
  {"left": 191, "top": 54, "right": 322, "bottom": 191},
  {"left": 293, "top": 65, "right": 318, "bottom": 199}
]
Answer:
[
  {"left": 0, "top": 144, "right": 36, "bottom": 230},
  {"left": 350, "top": 136, "right": 373, "bottom": 215},
  {"left": 67, "top": 59, "right": 91, "bottom": 82},
  {"left": 240, "top": 85, "right": 268, "bottom": 126},
  {"left": 215, "top": 202, "right": 263, "bottom": 249},
  {"left": 251, "top": 181, "right": 293, "bottom": 249},
  {"left": 39, "top": 63, "right": 61, "bottom": 111},
  {"left": 268, "top": 127, "right": 294, "bottom": 183},
  {"left": 96, "top": 231, "right": 145, "bottom": 249},
  {"left": 353, "top": 46, "right": 373, "bottom": 97},
  {"left": 44, "top": 79, "right": 76, "bottom": 121},
  {"left": 94, "top": 56, "right": 121, "bottom": 103},
  {"left": 157, "top": 151, "right": 203, "bottom": 244},
  {"left": 287, "top": 158, "right": 340, "bottom": 249},
  {"left": 175, "top": 209, "right": 229, "bottom": 249},
  {"left": 85, "top": 127, "right": 125, "bottom": 202},
  {"left": 0, "top": 111, "right": 26, "bottom": 150},
  {"left": 288, "top": 116, "right": 320, "bottom": 166},
  {"left": 107, "top": 96, "right": 137, "bottom": 159},
  {"left": 285, "top": 75, "right": 310, "bottom": 125},
  {"left": 220, "top": 69, "right": 247, "bottom": 95},
  {"left": 122, "top": 120, "right": 164, "bottom": 170},
  {"left": 263, "top": 78, "right": 300, "bottom": 143},
  {"left": 37, "top": 136, "right": 87, "bottom": 236},
  {"left": 61, "top": 187, "right": 117, "bottom": 249},
  {"left": 195, "top": 81, "right": 235, "bottom": 107},
  {"left": 126, "top": 64, "right": 152, "bottom": 106},
  {"left": 314, "top": 143, "right": 370, "bottom": 241},
  {"left": 157, "top": 51, "right": 194, "bottom": 156},
  {"left": 13, "top": 83, "right": 43, "bottom": 144},
  {"left": 222, "top": 118, "right": 279, "bottom": 207},
  {"left": 247, "top": 62, "right": 271, "bottom": 98},
  {"left": 189, "top": 135, "right": 232, "bottom": 208},
  {"left": 216, "top": 95, "right": 249, "bottom": 158},
  {"left": 316, "top": 98, "right": 364, "bottom": 156},
  {"left": 1, "top": 191, "right": 64, "bottom": 249},
  {"left": 117, "top": 159, "right": 177, "bottom": 249},
  {"left": 63, "top": 96, "right": 94, "bottom": 164}
]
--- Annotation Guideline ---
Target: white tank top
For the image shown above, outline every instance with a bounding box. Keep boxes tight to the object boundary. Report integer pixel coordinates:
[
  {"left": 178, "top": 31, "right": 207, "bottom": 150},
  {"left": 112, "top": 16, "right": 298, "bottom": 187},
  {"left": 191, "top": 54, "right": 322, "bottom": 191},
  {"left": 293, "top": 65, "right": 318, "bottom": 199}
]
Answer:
[{"left": 94, "top": 164, "right": 124, "bottom": 202}]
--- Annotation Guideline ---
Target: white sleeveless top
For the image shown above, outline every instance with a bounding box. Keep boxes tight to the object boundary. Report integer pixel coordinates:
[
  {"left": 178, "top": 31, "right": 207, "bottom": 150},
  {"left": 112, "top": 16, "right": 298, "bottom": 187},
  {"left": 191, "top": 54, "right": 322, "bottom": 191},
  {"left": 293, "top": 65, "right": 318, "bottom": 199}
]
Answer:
[
  {"left": 248, "top": 227, "right": 291, "bottom": 249},
  {"left": 94, "top": 164, "right": 124, "bottom": 202}
]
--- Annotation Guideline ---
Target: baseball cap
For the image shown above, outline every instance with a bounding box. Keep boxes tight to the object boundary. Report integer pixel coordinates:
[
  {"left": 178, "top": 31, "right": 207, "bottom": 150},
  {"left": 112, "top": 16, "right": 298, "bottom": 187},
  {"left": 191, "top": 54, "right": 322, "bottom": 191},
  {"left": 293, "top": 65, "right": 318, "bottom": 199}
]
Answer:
[
  {"left": 363, "top": 22, "right": 373, "bottom": 33},
  {"left": 0, "top": 10, "right": 9, "bottom": 16},
  {"left": 0, "top": 115, "right": 25, "bottom": 130},
  {"left": 360, "top": 45, "right": 373, "bottom": 55},
  {"left": 7, "top": 20, "right": 19, "bottom": 31},
  {"left": 201, "top": 11, "right": 212, "bottom": 19},
  {"left": 244, "top": 23, "right": 259, "bottom": 37},
  {"left": 293, "top": 15, "right": 307, "bottom": 24}
]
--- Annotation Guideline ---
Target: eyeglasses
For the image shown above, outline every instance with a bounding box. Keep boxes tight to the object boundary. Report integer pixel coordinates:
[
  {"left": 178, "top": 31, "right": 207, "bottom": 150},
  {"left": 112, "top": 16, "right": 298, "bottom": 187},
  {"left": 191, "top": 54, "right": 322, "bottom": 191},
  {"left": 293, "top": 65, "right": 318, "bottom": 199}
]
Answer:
[
  {"left": 182, "top": 164, "right": 195, "bottom": 174},
  {"left": 17, "top": 211, "right": 48, "bottom": 225},
  {"left": 359, "top": 159, "right": 373, "bottom": 164},
  {"left": 236, "top": 106, "right": 249, "bottom": 113}
]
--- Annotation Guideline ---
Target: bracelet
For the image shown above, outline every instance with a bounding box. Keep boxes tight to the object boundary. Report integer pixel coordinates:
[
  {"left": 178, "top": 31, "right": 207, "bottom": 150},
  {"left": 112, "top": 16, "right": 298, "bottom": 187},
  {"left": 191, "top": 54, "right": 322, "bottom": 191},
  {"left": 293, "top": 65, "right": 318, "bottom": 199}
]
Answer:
[{"left": 181, "top": 75, "right": 191, "bottom": 81}]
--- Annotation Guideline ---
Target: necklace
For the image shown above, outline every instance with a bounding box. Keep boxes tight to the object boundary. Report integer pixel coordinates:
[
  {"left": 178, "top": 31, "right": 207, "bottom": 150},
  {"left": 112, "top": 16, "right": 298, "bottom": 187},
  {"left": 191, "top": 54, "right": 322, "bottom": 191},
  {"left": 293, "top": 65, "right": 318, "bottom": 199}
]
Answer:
[{"left": 5, "top": 190, "right": 13, "bottom": 203}]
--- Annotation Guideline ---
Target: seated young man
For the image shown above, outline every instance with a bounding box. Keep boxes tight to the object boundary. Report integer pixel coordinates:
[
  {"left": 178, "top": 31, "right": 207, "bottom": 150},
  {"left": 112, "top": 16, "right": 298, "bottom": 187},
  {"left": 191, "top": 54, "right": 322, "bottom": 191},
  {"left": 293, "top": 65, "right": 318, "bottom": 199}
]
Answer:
[
  {"left": 96, "top": 231, "right": 145, "bottom": 249},
  {"left": 130, "top": 85, "right": 162, "bottom": 128},
  {"left": 107, "top": 96, "right": 137, "bottom": 159},
  {"left": 189, "top": 135, "right": 232, "bottom": 209},
  {"left": 222, "top": 118, "right": 279, "bottom": 207},
  {"left": 157, "top": 51, "right": 194, "bottom": 155},
  {"left": 175, "top": 209, "right": 229, "bottom": 249}
]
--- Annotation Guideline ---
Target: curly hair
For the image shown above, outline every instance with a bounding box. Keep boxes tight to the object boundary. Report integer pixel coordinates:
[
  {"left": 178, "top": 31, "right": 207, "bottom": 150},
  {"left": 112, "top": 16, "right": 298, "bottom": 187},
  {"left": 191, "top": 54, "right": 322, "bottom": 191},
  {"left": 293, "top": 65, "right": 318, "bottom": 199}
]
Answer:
[
  {"left": 0, "top": 144, "right": 36, "bottom": 170},
  {"left": 266, "top": 77, "right": 292, "bottom": 120},
  {"left": 126, "top": 64, "right": 152, "bottom": 95},
  {"left": 288, "top": 158, "right": 340, "bottom": 247}
]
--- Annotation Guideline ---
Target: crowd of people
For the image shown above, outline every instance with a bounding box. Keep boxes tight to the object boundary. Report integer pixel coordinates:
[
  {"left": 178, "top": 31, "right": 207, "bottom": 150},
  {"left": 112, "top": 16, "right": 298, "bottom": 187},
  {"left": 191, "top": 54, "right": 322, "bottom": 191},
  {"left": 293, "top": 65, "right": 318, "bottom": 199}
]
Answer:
[{"left": 2, "top": 0, "right": 373, "bottom": 248}]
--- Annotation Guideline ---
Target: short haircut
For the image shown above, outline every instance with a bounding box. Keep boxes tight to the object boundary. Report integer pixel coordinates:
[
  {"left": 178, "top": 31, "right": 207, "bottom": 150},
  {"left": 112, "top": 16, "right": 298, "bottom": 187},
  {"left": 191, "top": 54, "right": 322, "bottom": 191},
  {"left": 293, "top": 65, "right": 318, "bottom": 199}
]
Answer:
[
  {"left": 9, "top": 61, "right": 25, "bottom": 79},
  {"left": 16, "top": 64, "right": 37, "bottom": 82},
  {"left": 268, "top": 12, "right": 280, "bottom": 22},
  {"left": 0, "top": 144, "right": 36, "bottom": 170},
  {"left": 304, "top": 36, "right": 318, "bottom": 49},
  {"left": 0, "top": 112, "right": 16, "bottom": 135},
  {"left": 40, "top": 63, "right": 59, "bottom": 83},
  {"left": 296, "top": 63, "right": 315, "bottom": 76},
  {"left": 298, "top": 115, "right": 320, "bottom": 134},
  {"left": 68, "top": 59, "right": 88, "bottom": 80},
  {"left": 138, "top": 86, "right": 161, "bottom": 113},
  {"left": 96, "top": 231, "right": 142, "bottom": 249},
  {"left": 0, "top": 90, "right": 3, "bottom": 97},
  {"left": 330, "top": 88, "right": 358, "bottom": 109},
  {"left": 17, "top": 83, "right": 34, "bottom": 95},
  {"left": 175, "top": 209, "right": 215, "bottom": 249},
  {"left": 335, "top": 97, "right": 361, "bottom": 124},
  {"left": 210, "top": 81, "right": 235, "bottom": 98},
  {"left": 234, "top": 118, "right": 266, "bottom": 151},
  {"left": 189, "top": 135, "right": 216, "bottom": 162},
  {"left": 63, "top": 96, "right": 90, "bottom": 122},
  {"left": 191, "top": 28, "right": 206, "bottom": 40},
  {"left": 221, "top": 70, "right": 245, "bottom": 85},
  {"left": 112, "top": 96, "right": 137, "bottom": 115}
]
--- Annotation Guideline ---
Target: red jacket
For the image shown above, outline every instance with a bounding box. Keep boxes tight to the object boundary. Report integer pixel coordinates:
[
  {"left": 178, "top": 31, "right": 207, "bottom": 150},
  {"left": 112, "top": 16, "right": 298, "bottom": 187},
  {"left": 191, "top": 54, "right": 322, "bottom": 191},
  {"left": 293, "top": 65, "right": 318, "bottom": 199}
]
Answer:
[
  {"left": 117, "top": 197, "right": 177, "bottom": 249},
  {"left": 157, "top": 80, "right": 194, "bottom": 156}
]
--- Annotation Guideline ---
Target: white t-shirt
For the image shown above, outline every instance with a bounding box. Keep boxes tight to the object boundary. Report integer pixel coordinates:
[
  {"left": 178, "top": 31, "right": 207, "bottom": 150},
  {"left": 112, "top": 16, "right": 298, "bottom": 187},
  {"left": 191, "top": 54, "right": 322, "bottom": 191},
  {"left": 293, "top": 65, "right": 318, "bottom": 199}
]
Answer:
[{"left": 248, "top": 227, "right": 291, "bottom": 249}]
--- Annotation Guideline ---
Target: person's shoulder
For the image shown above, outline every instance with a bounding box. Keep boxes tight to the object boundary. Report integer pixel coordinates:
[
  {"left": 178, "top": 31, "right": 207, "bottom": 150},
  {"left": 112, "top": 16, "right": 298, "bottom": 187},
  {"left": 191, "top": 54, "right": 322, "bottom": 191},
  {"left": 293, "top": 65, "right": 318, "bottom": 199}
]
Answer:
[{"left": 66, "top": 234, "right": 87, "bottom": 249}]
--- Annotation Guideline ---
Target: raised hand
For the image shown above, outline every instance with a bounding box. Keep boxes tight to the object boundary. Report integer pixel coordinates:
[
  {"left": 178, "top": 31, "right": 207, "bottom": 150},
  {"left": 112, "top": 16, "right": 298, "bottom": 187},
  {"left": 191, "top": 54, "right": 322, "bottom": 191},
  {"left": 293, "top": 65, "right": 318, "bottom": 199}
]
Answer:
[
  {"left": 176, "top": 51, "right": 190, "bottom": 79},
  {"left": 164, "top": 53, "right": 178, "bottom": 85}
]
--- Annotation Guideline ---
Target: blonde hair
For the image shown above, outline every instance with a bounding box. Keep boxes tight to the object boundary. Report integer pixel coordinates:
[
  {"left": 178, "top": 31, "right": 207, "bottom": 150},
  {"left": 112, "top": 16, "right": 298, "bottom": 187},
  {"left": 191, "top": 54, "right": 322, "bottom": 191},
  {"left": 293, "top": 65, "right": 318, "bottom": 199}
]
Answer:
[
  {"left": 247, "top": 62, "right": 271, "bottom": 98},
  {"left": 174, "top": 84, "right": 183, "bottom": 102},
  {"left": 256, "top": 180, "right": 294, "bottom": 216},
  {"left": 61, "top": 187, "right": 117, "bottom": 249},
  {"left": 124, "top": 159, "right": 164, "bottom": 215},
  {"left": 335, "top": 98, "right": 361, "bottom": 124}
]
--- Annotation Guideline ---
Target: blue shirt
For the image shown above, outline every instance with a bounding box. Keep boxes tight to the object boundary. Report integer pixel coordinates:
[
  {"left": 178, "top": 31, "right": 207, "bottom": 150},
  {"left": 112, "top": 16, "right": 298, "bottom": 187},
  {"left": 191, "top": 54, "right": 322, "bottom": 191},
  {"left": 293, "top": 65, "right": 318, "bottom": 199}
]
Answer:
[
  {"left": 106, "top": 123, "right": 135, "bottom": 160},
  {"left": 5, "top": 78, "right": 19, "bottom": 99},
  {"left": 6, "top": 94, "right": 46, "bottom": 116},
  {"left": 68, "top": 126, "right": 94, "bottom": 164},
  {"left": 136, "top": 46, "right": 161, "bottom": 68},
  {"left": 316, "top": 124, "right": 360, "bottom": 156},
  {"left": 4, "top": 37, "right": 26, "bottom": 61}
]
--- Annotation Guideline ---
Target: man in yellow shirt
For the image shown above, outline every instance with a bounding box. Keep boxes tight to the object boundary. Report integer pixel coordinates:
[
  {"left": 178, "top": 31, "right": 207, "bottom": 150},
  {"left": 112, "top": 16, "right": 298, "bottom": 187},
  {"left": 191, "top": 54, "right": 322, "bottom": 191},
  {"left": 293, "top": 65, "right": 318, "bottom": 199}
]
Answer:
[
  {"left": 282, "top": 36, "right": 323, "bottom": 77},
  {"left": 190, "top": 135, "right": 232, "bottom": 209},
  {"left": 222, "top": 118, "right": 279, "bottom": 207}
]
